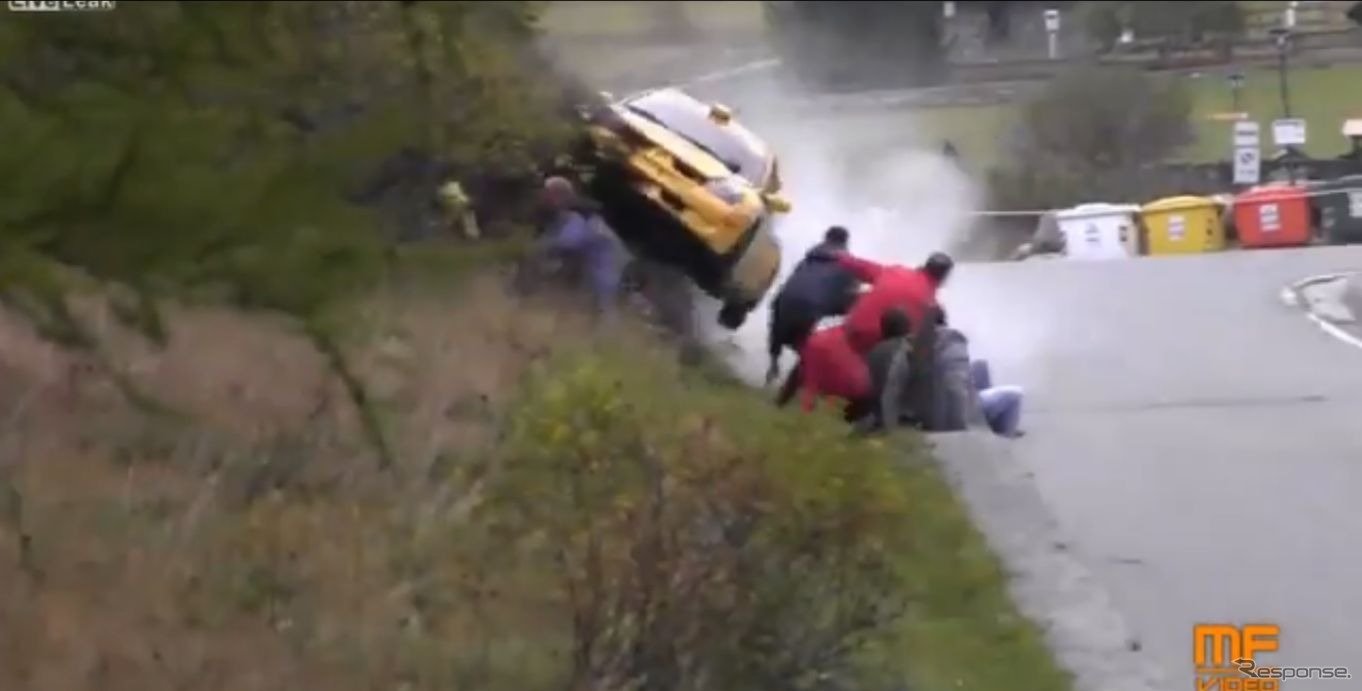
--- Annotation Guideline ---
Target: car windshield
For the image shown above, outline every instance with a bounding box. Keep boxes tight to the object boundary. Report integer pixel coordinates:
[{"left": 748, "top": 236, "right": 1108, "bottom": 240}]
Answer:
[{"left": 623, "top": 90, "right": 772, "bottom": 187}]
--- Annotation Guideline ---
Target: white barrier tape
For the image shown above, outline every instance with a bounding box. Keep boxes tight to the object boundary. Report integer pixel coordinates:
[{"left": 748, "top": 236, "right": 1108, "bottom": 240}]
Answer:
[{"left": 965, "top": 185, "right": 1362, "bottom": 219}]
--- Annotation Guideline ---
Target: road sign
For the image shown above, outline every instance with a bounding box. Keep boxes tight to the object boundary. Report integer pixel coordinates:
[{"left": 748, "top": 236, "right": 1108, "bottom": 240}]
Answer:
[
  {"left": 1044, "top": 8, "right": 1060, "bottom": 32},
  {"left": 1234, "top": 146, "right": 1261, "bottom": 185},
  {"left": 1234, "top": 120, "right": 1261, "bottom": 147},
  {"left": 1044, "top": 9, "right": 1061, "bottom": 59},
  {"left": 1273, "top": 118, "right": 1307, "bottom": 146}
]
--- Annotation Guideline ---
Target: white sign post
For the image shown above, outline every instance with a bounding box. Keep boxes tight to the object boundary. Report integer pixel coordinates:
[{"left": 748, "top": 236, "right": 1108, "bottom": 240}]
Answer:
[
  {"left": 1234, "top": 147, "right": 1262, "bottom": 186},
  {"left": 1272, "top": 118, "right": 1307, "bottom": 147},
  {"left": 1044, "top": 9, "right": 1061, "bottom": 60},
  {"left": 1233, "top": 120, "right": 1260, "bottom": 147},
  {"left": 1233, "top": 121, "right": 1261, "bottom": 186}
]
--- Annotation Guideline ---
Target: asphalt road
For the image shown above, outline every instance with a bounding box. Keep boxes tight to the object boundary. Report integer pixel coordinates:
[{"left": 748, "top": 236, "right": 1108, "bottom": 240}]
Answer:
[{"left": 937, "top": 247, "right": 1362, "bottom": 690}]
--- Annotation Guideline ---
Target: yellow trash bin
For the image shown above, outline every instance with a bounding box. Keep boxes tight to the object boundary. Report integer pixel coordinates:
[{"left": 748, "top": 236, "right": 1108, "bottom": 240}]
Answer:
[{"left": 1140, "top": 195, "right": 1226, "bottom": 256}]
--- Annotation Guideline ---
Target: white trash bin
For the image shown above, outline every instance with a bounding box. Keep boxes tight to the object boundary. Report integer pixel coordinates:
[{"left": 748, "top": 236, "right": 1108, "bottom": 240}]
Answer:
[{"left": 1054, "top": 203, "right": 1142, "bottom": 260}]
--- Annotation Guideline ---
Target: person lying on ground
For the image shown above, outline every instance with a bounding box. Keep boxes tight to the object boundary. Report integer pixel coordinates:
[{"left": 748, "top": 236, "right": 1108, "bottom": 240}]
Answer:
[
  {"left": 768, "top": 225, "right": 868, "bottom": 398},
  {"left": 795, "top": 322, "right": 871, "bottom": 421},
  {"left": 850, "top": 307, "right": 915, "bottom": 434},
  {"left": 537, "top": 176, "right": 625, "bottom": 318},
  {"left": 835, "top": 251, "right": 955, "bottom": 354}
]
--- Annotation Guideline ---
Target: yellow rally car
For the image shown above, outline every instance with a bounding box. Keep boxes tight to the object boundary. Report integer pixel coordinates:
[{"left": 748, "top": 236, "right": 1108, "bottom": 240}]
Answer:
[{"left": 578, "top": 87, "right": 792, "bottom": 330}]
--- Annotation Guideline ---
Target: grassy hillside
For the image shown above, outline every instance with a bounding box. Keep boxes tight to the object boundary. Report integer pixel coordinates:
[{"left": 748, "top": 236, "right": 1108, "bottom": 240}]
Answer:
[{"left": 0, "top": 261, "right": 1073, "bottom": 691}]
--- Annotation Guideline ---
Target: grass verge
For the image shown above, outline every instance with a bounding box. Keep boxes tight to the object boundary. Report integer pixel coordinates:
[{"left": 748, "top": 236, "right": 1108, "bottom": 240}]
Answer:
[
  {"left": 0, "top": 265, "right": 1070, "bottom": 691},
  {"left": 823, "top": 64, "right": 1362, "bottom": 170}
]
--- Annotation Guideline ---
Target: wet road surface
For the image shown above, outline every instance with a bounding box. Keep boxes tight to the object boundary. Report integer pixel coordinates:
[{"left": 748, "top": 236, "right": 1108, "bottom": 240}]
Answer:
[{"left": 941, "top": 247, "right": 1362, "bottom": 689}]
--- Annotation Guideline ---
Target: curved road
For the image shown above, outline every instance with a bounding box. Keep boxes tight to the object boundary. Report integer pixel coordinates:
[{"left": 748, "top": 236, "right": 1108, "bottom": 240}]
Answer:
[
  {"left": 692, "top": 75, "right": 1362, "bottom": 686},
  {"left": 942, "top": 246, "right": 1362, "bottom": 689}
]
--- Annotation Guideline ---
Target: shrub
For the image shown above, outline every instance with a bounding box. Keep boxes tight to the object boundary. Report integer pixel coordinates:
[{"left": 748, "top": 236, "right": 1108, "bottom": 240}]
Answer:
[
  {"left": 1016, "top": 66, "right": 1193, "bottom": 172},
  {"left": 1081, "top": 1, "right": 1244, "bottom": 52},
  {"left": 0, "top": 0, "right": 583, "bottom": 465},
  {"left": 988, "top": 65, "right": 1193, "bottom": 211},
  {"left": 485, "top": 341, "right": 923, "bottom": 691}
]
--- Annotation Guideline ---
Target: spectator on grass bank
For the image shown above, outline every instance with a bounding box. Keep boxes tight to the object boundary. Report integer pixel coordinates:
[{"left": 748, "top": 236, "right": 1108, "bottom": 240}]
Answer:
[
  {"left": 437, "top": 178, "right": 481, "bottom": 240},
  {"left": 853, "top": 307, "right": 915, "bottom": 434},
  {"left": 921, "top": 309, "right": 1025, "bottom": 438},
  {"left": 836, "top": 251, "right": 955, "bottom": 354},
  {"left": 537, "top": 176, "right": 625, "bottom": 318},
  {"left": 767, "top": 226, "right": 870, "bottom": 404},
  {"left": 795, "top": 323, "right": 871, "bottom": 420}
]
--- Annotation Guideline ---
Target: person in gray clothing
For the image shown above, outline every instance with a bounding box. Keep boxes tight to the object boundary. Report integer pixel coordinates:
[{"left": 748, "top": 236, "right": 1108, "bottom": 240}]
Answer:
[
  {"left": 923, "top": 309, "right": 1025, "bottom": 437},
  {"left": 854, "top": 307, "right": 914, "bottom": 433},
  {"left": 919, "top": 309, "right": 986, "bottom": 433}
]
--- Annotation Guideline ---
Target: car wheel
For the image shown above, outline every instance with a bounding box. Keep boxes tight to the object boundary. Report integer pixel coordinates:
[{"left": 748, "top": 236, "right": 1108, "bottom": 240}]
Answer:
[{"left": 717, "top": 301, "right": 751, "bottom": 330}]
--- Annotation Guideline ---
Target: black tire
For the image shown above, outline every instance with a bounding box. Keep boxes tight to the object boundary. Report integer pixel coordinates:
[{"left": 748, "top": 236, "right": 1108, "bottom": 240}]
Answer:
[{"left": 717, "top": 301, "right": 752, "bottom": 330}]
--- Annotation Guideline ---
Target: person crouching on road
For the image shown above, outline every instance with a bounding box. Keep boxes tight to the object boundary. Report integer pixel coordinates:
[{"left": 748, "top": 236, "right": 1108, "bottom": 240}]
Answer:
[
  {"left": 768, "top": 225, "right": 868, "bottom": 404},
  {"left": 795, "top": 322, "right": 871, "bottom": 421},
  {"left": 851, "top": 307, "right": 915, "bottom": 434},
  {"left": 920, "top": 309, "right": 1025, "bottom": 438},
  {"left": 537, "top": 176, "right": 625, "bottom": 319},
  {"left": 836, "top": 251, "right": 955, "bottom": 355}
]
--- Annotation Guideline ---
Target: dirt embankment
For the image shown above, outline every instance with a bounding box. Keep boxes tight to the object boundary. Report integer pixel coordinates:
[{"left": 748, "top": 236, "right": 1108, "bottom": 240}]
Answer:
[{"left": 0, "top": 275, "right": 606, "bottom": 691}]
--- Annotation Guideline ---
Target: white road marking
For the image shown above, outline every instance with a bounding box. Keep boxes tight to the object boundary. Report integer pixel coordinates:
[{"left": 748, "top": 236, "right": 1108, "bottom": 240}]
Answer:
[{"left": 1285, "top": 272, "right": 1362, "bottom": 352}]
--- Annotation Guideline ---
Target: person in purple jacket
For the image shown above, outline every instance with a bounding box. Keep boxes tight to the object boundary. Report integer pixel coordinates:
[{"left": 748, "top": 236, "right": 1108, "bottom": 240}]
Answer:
[{"left": 538, "top": 177, "right": 626, "bottom": 318}]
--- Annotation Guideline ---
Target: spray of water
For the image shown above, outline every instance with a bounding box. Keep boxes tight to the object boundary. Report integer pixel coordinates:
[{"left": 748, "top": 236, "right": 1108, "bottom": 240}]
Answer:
[{"left": 693, "top": 76, "right": 984, "bottom": 383}]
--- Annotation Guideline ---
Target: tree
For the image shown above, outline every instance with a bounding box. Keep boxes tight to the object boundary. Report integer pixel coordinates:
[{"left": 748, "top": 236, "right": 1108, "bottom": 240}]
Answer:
[
  {"left": 764, "top": 0, "right": 947, "bottom": 91},
  {"left": 989, "top": 65, "right": 1193, "bottom": 209},
  {"left": 1020, "top": 66, "right": 1192, "bottom": 170},
  {"left": 0, "top": 1, "right": 574, "bottom": 466},
  {"left": 1080, "top": 1, "right": 1244, "bottom": 52}
]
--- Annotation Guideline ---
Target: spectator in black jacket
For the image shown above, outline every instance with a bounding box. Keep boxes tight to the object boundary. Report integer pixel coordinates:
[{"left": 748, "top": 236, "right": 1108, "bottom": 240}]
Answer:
[{"left": 768, "top": 226, "right": 869, "bottom": 404}]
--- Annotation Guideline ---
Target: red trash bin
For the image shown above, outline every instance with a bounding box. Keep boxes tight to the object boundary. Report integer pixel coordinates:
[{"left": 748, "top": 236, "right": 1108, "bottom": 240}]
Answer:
[{"left": 1233, "top": 184, "right": 1313, "bottom": 249}]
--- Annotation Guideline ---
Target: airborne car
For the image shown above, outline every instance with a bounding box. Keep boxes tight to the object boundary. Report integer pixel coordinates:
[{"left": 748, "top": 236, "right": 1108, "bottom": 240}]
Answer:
[{"left": 578, "top": 87, "right": 792, "bottom": 329}]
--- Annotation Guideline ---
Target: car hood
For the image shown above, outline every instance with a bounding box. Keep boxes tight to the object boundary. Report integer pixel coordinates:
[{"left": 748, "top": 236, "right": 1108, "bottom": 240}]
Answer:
[{"left": 615, "top": 109, "right": 739, "bottom": 182}]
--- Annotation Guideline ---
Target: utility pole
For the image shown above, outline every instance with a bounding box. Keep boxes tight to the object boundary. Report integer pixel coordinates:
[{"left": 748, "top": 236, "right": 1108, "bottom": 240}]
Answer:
[
  {"left": 1268, "top": 27, "right": 1297, "bottom": 184},
  {"left": 1275, "top": 31, "right": 1292, "bottom": 119},
  {"left": 1229, "top": 72, "right": 1244, "bottom": 115}
]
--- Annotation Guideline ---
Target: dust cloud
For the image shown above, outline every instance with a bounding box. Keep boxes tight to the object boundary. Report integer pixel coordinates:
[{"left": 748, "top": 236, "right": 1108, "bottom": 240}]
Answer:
[{"left": 692, "top": 76, "right": 985, "bottom": 383}]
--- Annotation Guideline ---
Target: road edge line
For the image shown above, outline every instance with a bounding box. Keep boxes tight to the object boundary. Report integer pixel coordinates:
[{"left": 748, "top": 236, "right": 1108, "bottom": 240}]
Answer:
[{"left": 928, "top": 432, "right": 1174, "bottom": 691}]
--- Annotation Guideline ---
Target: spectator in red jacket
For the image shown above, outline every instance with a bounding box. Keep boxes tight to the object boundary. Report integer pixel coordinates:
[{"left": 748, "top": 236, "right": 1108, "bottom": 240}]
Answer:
[
  {"left": 835, "top": 252, "right": 955, "bottom": 354},
  {"left": 796, "top": 323, "right": 872, "bottom": 418}
]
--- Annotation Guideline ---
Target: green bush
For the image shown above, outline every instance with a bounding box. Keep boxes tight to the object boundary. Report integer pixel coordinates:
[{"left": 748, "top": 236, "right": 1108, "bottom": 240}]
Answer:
[
  {"left": 988, "top": 65, "right": 1193, "bottom": 211},
  {"left": 487, "top": 344, "right": 915, "bottom": 689},
  {"left": 468, "top": 339, "right": 1071, "bottom": 691},
  {"left": 0, "top": 0, "right": 581, "bottom": 462},
  {"left": 1080, "top": 1, "right": 1244, "bottom": 52}
]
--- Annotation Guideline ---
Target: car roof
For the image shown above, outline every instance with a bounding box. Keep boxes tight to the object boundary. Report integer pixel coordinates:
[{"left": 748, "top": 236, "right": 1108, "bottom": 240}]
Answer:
[{"left": 618, "top": 87, "right": 773, "bottom": 185}]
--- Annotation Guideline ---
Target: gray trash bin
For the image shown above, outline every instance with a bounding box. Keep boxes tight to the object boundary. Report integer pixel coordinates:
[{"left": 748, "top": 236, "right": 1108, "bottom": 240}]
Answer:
[{"left": 1312, "top": 175, "right": 1362, "bottom": 245}]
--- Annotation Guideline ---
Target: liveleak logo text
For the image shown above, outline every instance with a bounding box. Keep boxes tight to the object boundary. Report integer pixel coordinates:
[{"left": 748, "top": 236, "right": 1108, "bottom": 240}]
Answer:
[{"left": 7, "top": 1, "right": 116, "bottom": 11}]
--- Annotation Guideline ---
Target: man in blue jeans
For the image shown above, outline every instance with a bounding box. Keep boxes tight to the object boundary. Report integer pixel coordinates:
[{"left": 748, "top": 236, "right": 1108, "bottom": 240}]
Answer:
[
  {"left": 969, "top": 359, "right": 1025, "bottom": 438},
  {"left": 537, "top": 176, "right": 625, "bottom": 319}
]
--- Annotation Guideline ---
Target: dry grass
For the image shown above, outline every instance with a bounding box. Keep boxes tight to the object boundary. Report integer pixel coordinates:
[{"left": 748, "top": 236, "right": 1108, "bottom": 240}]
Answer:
[
  {"left": 0, "top": 273, "right": 619, "bottom": 691},
  {"left": 0, "top": 268, "right": 1071, "bottom": 691}
]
